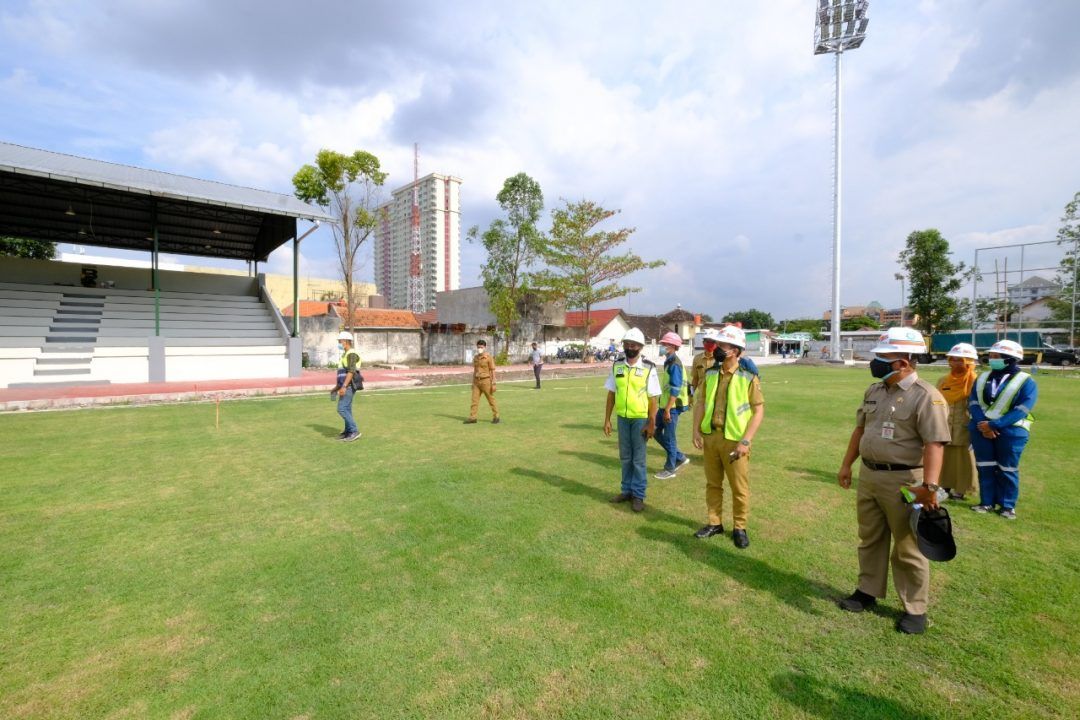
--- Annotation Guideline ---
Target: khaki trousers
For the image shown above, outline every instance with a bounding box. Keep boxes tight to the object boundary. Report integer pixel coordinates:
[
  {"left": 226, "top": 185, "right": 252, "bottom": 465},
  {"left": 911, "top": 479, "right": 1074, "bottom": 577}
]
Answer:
[
  {"left": 941, "top": 445, "right": 978, "bottom": 496},
  {"left": 856, "top": 465, "right": 929, "bottom": 615},
  {"left": 469, "top": 378, "right": 498, "bottom": 419},
  {"left": 702, "top": 432, "right": 750, "bottom": 529}
]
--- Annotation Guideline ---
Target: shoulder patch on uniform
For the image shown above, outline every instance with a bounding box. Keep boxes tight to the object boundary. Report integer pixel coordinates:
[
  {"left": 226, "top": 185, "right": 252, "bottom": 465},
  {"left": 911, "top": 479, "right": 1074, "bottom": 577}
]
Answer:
[
  {"left": 642, "top": 359, "right": 656, "bottom": 367},
  {"left": 932, "top": 399, "right": 946, "bottom": 405}
]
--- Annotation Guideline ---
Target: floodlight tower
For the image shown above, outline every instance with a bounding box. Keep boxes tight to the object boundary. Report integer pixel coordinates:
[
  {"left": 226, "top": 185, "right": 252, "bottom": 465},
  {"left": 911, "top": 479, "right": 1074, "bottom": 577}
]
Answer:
[
  {"left": 815, "top": 0, "right": 869, "bottom": 361},
  {"left": 408, "top": 143, "right": 424, "bottom": 312}
]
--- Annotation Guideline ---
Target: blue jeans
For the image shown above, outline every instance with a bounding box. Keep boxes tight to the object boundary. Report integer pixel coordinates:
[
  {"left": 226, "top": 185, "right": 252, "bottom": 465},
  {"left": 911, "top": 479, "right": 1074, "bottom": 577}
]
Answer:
[
  {"left": 337, "top": 385, "right": 358, "bottom": 434},
  {"left": 970, "top": 425, "right": 1028, "bottom": 510},
  {"left": 653, "top": 408, "right": 687, "bottom": 471},
  {"left": 617, "top": 416, "right": 648, "bottom": 499}
]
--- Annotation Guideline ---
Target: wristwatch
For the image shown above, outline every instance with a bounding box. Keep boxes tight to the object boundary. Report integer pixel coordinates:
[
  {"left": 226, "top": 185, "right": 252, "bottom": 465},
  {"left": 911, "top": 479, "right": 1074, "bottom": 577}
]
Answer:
[
  {"left": 739, "top": 439, "right": 751, "bottom": 447},
  {"left": 924, "top": 482, "right": 940, "bottom": 493}
]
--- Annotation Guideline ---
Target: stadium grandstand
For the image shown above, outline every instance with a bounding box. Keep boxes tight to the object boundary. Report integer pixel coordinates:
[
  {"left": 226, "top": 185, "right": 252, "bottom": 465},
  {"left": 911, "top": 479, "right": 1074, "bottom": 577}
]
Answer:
[{"left": 0, "top": 141, "right": 332, "bottom": 388}]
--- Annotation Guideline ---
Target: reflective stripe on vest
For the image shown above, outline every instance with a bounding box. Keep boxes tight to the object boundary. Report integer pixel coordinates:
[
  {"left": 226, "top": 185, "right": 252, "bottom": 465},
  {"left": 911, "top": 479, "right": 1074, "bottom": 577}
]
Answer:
[
  {"left": 338, "top": 348, "right": 362, "bottom": 370},
  {"left": 699, "top": 366, "right": 754, "bottom": 440},
  {"left": 660, "top": 358, "right": 689, "bottom": 408},
  {"left": 613, "top": 360, "right": 653, "bottom": 419},
  {"left": 975, "top": 371, "right": 1033, "bottom": 430}
]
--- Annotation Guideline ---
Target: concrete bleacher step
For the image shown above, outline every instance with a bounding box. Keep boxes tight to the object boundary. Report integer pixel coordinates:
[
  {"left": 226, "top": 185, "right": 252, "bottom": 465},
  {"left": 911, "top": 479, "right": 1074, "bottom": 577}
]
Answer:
[
  {"left": 34, "top": 367, "right": 92, "bottom": 376},
  {"left": 7, "top": 379, "right": 111, "bottom": 388},
  {"left": 45, "top": 335, "right": 99, "bottom": 343},
  {"left": 37, "top": 356, "right": 91, "bottom": 365}
]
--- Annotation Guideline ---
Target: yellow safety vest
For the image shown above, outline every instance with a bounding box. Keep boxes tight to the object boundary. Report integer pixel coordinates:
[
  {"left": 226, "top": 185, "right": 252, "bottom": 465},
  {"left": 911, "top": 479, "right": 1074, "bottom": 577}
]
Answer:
[
  {"left": 338, "top": 348, "right": 362, "bottom": 370},
  {"left": 975, "top": 371, "right": 1033, "bottom": 430},
  {"left": 660, "top": 357, "right": 689, "bottom": 409},
  {"left": 700, "top": 366, "right": 754, "bottom": 440},
  {"left": 613, "top": 360, "right": 654, "bottom": 419}
]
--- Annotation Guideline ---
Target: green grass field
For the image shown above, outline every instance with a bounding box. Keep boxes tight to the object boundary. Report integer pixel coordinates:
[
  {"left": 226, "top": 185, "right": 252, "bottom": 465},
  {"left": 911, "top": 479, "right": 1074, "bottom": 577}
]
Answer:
[{"left": 2, "top": 365, "right": 1078, "bottom": 719}]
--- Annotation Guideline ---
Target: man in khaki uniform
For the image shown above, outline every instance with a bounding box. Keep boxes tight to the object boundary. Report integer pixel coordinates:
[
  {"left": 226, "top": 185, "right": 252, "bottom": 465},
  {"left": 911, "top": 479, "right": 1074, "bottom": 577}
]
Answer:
[
  {"left": 691, "top": 325, "right": 764, "bottom": 549},
  {"left": 837, "top": 328, "right": 950, "bottom": 635},
  {"left": 465, "top": 338, "right": 500, "bottom": 424},
  {"left": 688, "top": 329, "right": 718, "bottom": 407}
]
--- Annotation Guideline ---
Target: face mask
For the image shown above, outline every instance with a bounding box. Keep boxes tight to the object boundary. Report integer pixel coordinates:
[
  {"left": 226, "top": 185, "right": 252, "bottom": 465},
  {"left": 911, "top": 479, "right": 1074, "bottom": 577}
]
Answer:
[
  {"left": 869, "top": 357, "right": 898, "bottom": 380},
  {"left": 623, "top": 346, "right": 640, "bottom": 359},
  {"left": 712, "top": 346, "right": 728, "bottom": 363},
  {"left": 658, "top": 346, "right": 668, "bottom": 356},
  {"left": 989, "top": 358, "right": 1006, "bottom": 371},
  {"left": 337, "top": 344, "right": 344, "bottom": 352},
  {"left": 476, "top": 347, "right": 485, "bottom": 354}
]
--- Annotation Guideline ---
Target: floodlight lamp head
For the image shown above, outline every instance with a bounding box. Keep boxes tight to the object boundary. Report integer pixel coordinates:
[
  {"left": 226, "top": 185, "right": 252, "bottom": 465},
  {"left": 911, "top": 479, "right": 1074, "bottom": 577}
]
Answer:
[{"left": 814, "top": 0, "right": 870, "bottom": 55}]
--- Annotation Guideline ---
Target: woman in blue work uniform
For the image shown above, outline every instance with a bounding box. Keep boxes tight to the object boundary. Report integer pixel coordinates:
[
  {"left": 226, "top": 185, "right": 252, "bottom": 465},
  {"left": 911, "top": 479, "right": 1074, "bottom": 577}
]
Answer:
[{"left": 968, "top": 340, "right": 1037, "bottom": 520}]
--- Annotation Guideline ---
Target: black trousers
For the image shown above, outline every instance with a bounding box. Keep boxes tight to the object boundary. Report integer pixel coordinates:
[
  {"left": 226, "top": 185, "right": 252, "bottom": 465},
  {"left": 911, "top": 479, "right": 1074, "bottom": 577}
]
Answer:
[{"left": 533, "top": 364, "right": 542, "bottom": 387}]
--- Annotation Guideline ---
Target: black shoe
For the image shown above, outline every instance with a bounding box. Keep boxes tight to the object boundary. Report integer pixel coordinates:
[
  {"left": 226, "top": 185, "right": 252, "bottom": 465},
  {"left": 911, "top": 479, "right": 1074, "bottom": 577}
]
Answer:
[
  {"left": 732, "top": 529, "right": 750, "bottom": 549},
  {"left": 492, "top": 417, "right": 501, "bottom": 424},
  {"left": 694, "top": 524, "right": 724, "bottom": 539},
  {"left": 896, "top": 613, "right": 927, "bottom": 634},
  {"left": 336, "top": 431, "right": 348, "bottom": 440},
  {"left": 463, "top": 418, "right": 478, "bottom": 424},
  {"left": 609, "top": 493, "right": 632, "bottom": 504},
  {"left": 839, "top": 590, "right": 877, "bottom": 613},
  {"left": 342, "top": 432, "right": 361, "bottom": 442},
  {"left": 631, "top": 498, "right": 645, "bottom": 513}
]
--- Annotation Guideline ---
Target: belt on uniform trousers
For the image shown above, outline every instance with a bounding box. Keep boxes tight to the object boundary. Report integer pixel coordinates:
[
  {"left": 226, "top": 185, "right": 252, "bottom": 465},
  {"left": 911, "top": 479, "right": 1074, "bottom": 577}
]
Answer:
[{"left": 863, "top": 460, "right": 922, "bottom": 472}]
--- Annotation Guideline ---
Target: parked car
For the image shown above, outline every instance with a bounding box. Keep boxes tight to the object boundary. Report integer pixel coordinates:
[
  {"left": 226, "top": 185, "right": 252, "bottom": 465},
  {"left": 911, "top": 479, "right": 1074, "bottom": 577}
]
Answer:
[{"left": 1037, "top": 345, "right": 1077, "bottom": 367}]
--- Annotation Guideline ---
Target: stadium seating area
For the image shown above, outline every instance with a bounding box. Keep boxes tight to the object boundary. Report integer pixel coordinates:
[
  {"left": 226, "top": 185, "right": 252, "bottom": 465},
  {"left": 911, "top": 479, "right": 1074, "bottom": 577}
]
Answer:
[{"left": 0, "top": 280, "right": 289, "bottom": 388}]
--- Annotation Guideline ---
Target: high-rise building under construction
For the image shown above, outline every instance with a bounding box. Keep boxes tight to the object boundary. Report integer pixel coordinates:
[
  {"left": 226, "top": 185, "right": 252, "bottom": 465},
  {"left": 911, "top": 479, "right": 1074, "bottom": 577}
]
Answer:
[{"left": 373, "top": 172, "right": 462, "bottom": 312}]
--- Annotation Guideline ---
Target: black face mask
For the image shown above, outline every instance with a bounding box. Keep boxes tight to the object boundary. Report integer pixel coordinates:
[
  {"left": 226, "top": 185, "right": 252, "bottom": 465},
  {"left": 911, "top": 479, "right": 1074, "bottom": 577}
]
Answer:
[
  {"left": 711, "top": 346, "right": 727, "bottom": 364},
  {"left": 869, "top": 358, "right": 897, "bottom": 379},
  {"left": 623, "top": 346, "right": 640, "bottom": 359}
]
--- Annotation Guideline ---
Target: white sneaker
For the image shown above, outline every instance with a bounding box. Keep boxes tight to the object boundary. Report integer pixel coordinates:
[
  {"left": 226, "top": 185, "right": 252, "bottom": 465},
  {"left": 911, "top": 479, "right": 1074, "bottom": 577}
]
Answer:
[{"left": 654, "top": 469, "right": 677, "bottom": 480}]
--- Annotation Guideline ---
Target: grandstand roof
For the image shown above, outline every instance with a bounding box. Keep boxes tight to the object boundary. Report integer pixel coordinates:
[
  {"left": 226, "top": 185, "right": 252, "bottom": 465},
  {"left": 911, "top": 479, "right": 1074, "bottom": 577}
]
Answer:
[{"left": 0, "top": 141, "right": 333, "bottom": 263}]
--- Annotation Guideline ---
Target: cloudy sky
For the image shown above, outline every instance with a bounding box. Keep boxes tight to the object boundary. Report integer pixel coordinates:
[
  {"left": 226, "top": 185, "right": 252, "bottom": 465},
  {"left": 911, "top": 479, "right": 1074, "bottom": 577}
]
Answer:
[{"left": 2, "top": 0, "right": 1079, "bottom": 319}]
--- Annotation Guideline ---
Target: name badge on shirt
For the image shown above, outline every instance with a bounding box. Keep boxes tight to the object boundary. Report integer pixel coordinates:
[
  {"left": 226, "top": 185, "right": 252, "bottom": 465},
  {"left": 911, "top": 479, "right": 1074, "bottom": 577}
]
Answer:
[
  {"left": 634, "top": 367, "right": 644, "bottom": 377},
  {"left": 881, "top": 421, "right": 895, "bottom": 440}
]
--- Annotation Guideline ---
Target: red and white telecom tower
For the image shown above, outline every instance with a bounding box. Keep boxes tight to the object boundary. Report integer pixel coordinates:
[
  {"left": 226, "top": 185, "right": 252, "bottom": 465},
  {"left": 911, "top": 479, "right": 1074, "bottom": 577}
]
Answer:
[{"left": 407, "top": 143, "right": 424, "bottom": 312}]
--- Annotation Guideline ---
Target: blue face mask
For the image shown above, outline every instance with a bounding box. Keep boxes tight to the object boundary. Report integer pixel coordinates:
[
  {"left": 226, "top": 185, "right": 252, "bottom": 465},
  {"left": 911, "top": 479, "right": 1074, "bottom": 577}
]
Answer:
[
  {"left": 658, "top": 346, "right": 668, "bottom": 356},
  {"left": 989, "top": 358, "right": 1006, "bottom": 371},
  {"left": 337, "top": 344, "right": 344, "bottom": 352}
]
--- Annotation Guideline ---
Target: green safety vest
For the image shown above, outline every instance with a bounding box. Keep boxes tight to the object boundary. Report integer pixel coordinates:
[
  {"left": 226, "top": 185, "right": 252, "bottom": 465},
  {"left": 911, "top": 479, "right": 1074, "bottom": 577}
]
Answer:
[
  {"left": 660, "top": 357, "right": 689, "bottom": 408},
  {"left": 338, "top": 347, "right": 362, "bottom": 371},
  {"left": 612, "top": 360, "right": 654, "bottom": 419},
  {"left": 975, "top": 371, "right": 1033, "bottom": 430},
  {"left": 700, "top": 365, "right": 755, "bottom": 440}
]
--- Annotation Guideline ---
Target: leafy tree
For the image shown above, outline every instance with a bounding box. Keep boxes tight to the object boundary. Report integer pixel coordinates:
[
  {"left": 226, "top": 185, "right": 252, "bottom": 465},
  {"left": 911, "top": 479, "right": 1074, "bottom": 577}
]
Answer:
[
  {"left": 949, "top": 296, "right": 1020, "bottom": 329},
  {"left": 841, "top": 315, "right": 880, "bottom": 331},
  {"left": 721, "top": 308, "right": 775, "bottom": 330},
  {"left": 699, "top": 313, "right": 714, "bottom": 323},
  {"left": 776, "top": 318, "right": 824, "bottom": 339},
  {"left": 467, "top": 173, "right": 545, "bottom": 356},
  {"left": 0, "top": 236, "right": 56, "bottom": 260},
  {"left": 898, "top": 229, "right": 967, "bottom": 335},
  {"left": 1047, "top": 192, "right": 1080, "bottom": 343},
  {"left": 535, "top": 200, "right": 663, "bottom": 357},
  {"left": 293, "top": 149, "right": 387, "bottom": 331}
]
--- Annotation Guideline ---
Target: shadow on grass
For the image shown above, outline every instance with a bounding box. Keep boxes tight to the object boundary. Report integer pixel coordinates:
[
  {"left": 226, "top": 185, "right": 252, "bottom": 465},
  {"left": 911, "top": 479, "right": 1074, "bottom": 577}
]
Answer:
[
  {"left": 635, "top": 526, "right": 845, "bottom": 616},
  {"left": 770, "top": 672, "right": 934, "bottom": 720},
  {"left": 433, "top": 413, "right": 472, "bottom": 423},
  {"left": 559, "top": 449, "right": 621, "bottom": 469},
  {"left": 305, "top": 423, "right": 342, "bottom": 438},
  {"left": 786, "top": 465, "right": 839, "bottom": 484},
  {"left": 509, "top": 467, "right": 698, "bottom": 530}
]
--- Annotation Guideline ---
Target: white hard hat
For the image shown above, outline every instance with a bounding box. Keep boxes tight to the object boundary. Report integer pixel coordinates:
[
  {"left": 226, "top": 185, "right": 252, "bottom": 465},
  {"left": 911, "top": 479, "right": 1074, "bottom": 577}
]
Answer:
[
  {"left": 946, "top": 342, "right": 978, "bottom": 360},
  {"left": 870, "top": 327, "right": 926, "bottom": 355},
  {"left": 715, "top": 325, "right": 746, "bottom": 349},
  {"left": 988, "top": 339, "right": 1023, "bottom": 359},
  {"left": 701, "top": 328, "right": 721, "bottom": 342},
  {"left": 622, "top": 327, "right": 646, "bottom": 345},
  {"left": 337, "top": 331, "right": 353, "bottom": 342}
]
